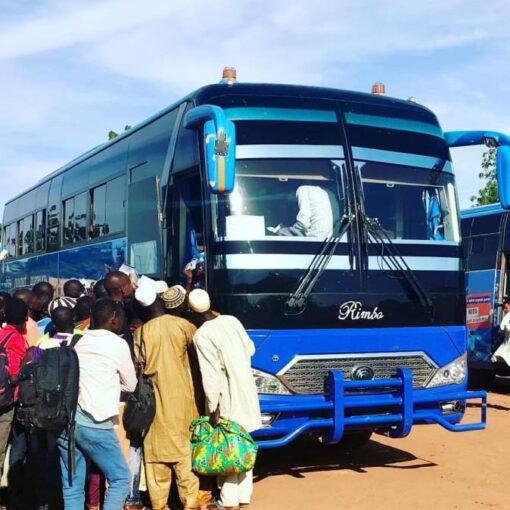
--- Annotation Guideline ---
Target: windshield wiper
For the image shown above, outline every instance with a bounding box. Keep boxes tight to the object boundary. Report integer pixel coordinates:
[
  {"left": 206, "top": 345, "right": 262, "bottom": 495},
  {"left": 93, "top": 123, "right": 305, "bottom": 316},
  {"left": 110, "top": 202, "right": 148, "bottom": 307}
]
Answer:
[
  {"left": 285, "top": 214, "right": 354, "bottom": 315},
  {"left": 365, "top": 217, "right": 433, "bottom": 311}
]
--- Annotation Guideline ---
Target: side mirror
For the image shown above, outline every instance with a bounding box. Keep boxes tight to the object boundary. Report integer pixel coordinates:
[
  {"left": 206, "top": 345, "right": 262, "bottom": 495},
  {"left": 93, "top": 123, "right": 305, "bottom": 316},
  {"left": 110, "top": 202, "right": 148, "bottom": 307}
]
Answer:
[
  {"left": 184, "top": 105, "right": 236, "bottom": 194},
  {"left": 497, "top": 145, "right": 510, "bottom": 210}
]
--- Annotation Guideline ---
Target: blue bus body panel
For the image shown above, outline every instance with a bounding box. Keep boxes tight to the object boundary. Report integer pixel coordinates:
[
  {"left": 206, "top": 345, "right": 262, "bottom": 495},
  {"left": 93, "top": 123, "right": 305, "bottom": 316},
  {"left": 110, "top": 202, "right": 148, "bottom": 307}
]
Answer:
[
  {"left": 465, "top": 270, "right": 498, "bottom": 369},
  {"left": 249, "top": 326, "right": 466, "bottom": 373},
  {"left": 0, "top": 238, "right": 127, "bottom": 290},
  {"left": 248, "top": 326, "right": 486, "bottom": 446}
]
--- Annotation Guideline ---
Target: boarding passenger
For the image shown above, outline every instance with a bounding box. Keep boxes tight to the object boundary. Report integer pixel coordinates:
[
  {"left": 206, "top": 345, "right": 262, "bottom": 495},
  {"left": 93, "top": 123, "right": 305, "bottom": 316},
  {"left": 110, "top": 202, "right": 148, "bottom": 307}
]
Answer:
[
  {"left": 93, "top": 279, "right": 109, "bottom": 300},
  {"left": 134, "top": 283, "right": 201, "bottom": 510},
  {"left": 0, "top": 299, "right": 29, "bottom": 508},
  {"left": 57, "top": 298, "right": 137, "bottom": 510},
  {"left": 190, "top": 289, "right": 261, "bottom": 510},
  {"left": 31, "top": 283, "right": 54, "bottom": 334},
  {"left": 104, "top": 271, "right": 147, "bottom": 510},
  {"left": 63, "top": 279, "right": 86, "bottom": 299},
  {"left": 74, "top": 296, "right": 94, "bottom": 331},
  {"left": 13, "top": 289, "right": 40, "bottom": 346}
]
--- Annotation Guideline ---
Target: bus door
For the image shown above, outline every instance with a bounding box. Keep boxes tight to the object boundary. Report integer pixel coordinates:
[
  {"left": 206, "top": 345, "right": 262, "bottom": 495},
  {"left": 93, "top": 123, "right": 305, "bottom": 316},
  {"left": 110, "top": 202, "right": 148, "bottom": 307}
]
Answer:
[
  {"left": 465, "top": 213, "right": 502, "bottom": 370},
  {"left": 126, "top": 170, "right": 163, "bottom": 277}
]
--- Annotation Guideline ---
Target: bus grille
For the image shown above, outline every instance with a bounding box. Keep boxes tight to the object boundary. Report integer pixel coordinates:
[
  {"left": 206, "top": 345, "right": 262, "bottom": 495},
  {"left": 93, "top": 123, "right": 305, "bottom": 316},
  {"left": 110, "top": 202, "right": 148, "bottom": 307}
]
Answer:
[{"left": 281, "top": 354, "right": 437, "bottom": 394}]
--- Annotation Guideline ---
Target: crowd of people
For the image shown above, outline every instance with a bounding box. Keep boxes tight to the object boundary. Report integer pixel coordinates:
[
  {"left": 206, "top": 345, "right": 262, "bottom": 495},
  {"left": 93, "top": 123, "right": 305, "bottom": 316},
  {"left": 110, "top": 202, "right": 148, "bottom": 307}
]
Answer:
[{"left": 0, "top": 268, "right": 261, "bottom": 510}]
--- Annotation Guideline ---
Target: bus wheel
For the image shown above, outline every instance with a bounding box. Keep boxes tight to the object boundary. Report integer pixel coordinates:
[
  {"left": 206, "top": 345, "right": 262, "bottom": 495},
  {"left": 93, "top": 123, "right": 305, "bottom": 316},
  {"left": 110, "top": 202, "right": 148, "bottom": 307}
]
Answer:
[{"left": 468, "top": 369, "right": 495, "bottom": 390}]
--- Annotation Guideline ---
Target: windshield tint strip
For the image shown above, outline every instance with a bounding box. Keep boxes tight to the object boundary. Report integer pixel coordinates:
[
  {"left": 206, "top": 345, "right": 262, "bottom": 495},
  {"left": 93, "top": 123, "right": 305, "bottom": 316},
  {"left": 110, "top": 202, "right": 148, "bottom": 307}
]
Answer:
[
  {"left": 216, "top": 254, "right": 460, "bottom": 272},
  {"left": 345, "top": 112, "right": 444, "bottom": 139},
  {"left": 352, "top": 147, "right": 453, "bottom": 171},
  {"left": 226, "top": 107, "right": 337, "bottom": 123},
  {"left": 237, "top": 144, "right": 344, "bottom": 159}
]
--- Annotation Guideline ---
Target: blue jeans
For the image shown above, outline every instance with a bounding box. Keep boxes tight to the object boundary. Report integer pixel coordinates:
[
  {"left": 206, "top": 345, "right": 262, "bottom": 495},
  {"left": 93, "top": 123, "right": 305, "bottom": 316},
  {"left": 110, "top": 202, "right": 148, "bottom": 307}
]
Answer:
[
  {"left": 125, "top": 438, "right": 142, "bottom": 505},
  {"left": 57, "top": 425, "right": 130, "bottom": 510}
]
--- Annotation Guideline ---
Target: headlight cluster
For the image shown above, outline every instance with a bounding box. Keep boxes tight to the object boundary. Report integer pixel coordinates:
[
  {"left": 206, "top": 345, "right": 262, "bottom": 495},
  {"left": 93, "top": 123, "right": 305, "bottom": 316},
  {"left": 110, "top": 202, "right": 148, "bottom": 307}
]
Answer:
[
  {"left": 426, "top": 354, "right": 467, "bottom": 388},
  {"left": 252, "top": 369, "right": 291, "bottom": 395}
]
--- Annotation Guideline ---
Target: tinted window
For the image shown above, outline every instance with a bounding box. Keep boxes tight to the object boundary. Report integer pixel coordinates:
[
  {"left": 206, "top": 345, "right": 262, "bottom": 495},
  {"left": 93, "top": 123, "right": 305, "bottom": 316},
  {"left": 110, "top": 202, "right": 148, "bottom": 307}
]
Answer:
[
  {"left": 35, "top": 210, "right": 46, "bottom": 252},
  {"left": 471, "top": 214, "right": 501, "bottom": 236},
  {"left": 23, "top": 215, "right": 34, "bottom": 254},
  {"left": 17, "top": 220, "right": 23, "bottom": 256},
  {"left": 127, "top": 109, "right": 178, "bottom": 180},
  {"left": 90, "top": 184, "right": 106, "bottom": 238},
  {"left": 469, "top": 233, "right": 499, "bottom": 270},
  {"left": 4, "top": 224, "right": 15, "bottom": 258},
  {"left": 173, "top": 107, "right": 199, "bottom": 174},
  {"left": 106, "top": 176, "right": 125, "bottom": 235},
  {"left": 47, "top": 175, "right": 63, "bottom": 252},
  {"left": 74, "top": 192, "right": 88, "bottom": 242},
  {"left": 63, "top": 197, "right": 74, "bottom": 245}
]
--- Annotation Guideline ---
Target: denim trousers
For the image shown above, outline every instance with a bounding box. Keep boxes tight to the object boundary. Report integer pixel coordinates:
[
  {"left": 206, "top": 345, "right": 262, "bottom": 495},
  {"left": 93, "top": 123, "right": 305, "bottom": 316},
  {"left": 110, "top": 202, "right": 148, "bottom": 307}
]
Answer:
[{"left": 57, "top": 424, "right": 130, "bottom": 510}]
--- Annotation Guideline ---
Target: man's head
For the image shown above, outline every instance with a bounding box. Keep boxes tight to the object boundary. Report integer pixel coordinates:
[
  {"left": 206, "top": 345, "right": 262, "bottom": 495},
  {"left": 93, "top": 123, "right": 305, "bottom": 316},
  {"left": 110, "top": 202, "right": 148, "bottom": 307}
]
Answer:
[
  {"left": 135, "top": 280, "right": 164, "bottom": 319},
  {"left": 91, "top": 298, "right": 124, "bottom": 335},
  {"left": 188, "top": 289, "right": 214, "bottom": 326},
  {"left": 74, "top": 296, "right": 93, "bottom": 322},
  {"left": 503, "top": 300, "right": 510, "bottom": 315},
  {"left": 31, "top": 289, "right": 52, "bottom": 320},
  {"left": 104, "top": 271, "right": 134, "bottom": 303},
  {"left": 13, "top": 289, "right": 34, "bottom": 317},
  {"left": 32, "top": 282, "right": 54, "bottom": 300},
  {"left": 162, "top": 285, "right": 187, "bottom": 317},
  {"left": 63, "top": 279, "right": 85, "bottom": 299},
  {"left": 51, "top": 306, "right": 75, "bottom": 334},
  {"left": 48, "top": 297, "right": 76, "bottom": 315},
  {"left": 5, "top": 298, "right": 28, "bottom": 330},
  {"left": 93, "top": 279, "right": 108, "bottom": 300}
]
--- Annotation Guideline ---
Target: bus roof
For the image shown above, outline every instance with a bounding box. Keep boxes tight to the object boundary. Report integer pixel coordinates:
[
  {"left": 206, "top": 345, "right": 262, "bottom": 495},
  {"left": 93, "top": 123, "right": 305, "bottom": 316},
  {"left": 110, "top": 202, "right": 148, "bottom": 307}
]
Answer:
[
  {"left": 5, "top": 82, "right": 437, "bottom": 206},
  {"left": 461, "top": 202, "right": 505, "bottom": 218}
]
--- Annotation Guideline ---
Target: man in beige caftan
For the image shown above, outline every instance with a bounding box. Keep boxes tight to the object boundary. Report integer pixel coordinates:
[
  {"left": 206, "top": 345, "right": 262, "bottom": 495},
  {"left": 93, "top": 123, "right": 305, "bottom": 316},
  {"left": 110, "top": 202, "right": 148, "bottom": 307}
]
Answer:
[{"left": 134, "top": 284, "right": 200, "bottom": 510}]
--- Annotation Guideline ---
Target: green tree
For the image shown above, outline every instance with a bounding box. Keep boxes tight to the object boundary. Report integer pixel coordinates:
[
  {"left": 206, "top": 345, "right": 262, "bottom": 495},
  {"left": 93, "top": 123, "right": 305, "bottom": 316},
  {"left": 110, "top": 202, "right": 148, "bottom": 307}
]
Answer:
[
  {"left": 108, "top": 124, "right": 132, "bottom": 140},
  {"left": 471, "top": 147, "right": 498, "bottom": 206}
]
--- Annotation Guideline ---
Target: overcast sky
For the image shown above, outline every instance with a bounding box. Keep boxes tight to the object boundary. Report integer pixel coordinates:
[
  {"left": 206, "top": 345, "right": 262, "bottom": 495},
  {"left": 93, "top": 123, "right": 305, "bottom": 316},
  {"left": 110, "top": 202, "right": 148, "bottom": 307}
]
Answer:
[{"left": 1, "top": 0, "right": 509, "bottom": 216}]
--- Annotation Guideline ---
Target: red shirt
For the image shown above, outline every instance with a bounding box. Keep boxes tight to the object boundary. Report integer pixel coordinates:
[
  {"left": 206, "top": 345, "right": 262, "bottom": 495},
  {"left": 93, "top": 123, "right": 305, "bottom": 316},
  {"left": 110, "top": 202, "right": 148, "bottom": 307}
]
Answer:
[{"left": 0, "top": 325, "right": 28, "bottom": 400}]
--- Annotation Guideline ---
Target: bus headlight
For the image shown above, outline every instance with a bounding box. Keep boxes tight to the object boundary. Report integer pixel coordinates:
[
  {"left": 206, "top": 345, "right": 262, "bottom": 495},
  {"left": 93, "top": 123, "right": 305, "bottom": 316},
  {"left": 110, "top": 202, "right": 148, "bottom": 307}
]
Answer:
[
  {"left": 426, "top": 354, "right": 467, "bottom": 388},
  {"left": 252, "top": 369, "right": 291, "bottom": 395}
]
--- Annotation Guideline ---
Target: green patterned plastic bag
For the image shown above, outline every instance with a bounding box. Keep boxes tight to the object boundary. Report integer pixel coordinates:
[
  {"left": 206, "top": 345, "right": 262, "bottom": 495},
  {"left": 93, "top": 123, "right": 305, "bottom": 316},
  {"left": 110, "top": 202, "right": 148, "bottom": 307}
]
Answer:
[{"left": 190, "top": 417, "right": 258, "bottom": 476}]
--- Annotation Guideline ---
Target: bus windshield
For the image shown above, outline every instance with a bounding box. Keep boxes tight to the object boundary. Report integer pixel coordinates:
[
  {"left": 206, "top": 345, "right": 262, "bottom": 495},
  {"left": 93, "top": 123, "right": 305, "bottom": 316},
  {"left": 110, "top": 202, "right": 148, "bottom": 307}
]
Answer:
[
  {"left": 358, "top": 161, "right": 460, "bottom": 243},
  {"left": 221, "top": 159, "right": 346, "bottom": 241}
]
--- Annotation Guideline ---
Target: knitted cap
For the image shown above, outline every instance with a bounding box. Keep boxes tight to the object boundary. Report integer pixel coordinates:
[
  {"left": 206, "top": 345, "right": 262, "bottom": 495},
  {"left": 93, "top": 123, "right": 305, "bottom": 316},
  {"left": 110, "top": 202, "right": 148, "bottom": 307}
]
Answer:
[
  {"left": 48, "top": 296, "right": 77, "bottom": 314},
  {"left": 162, "top": 285, "right": 186, "bottom": 310},
  {"left": 188, "top": 289, "right": 211, "bottom": 313}
]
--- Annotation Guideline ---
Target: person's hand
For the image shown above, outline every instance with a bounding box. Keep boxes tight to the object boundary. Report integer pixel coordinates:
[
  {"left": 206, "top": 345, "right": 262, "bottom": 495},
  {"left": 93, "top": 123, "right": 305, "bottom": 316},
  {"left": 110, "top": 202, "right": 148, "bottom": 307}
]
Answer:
[{"left": 209, "top": 404, "right": 221, "bottom": 428}]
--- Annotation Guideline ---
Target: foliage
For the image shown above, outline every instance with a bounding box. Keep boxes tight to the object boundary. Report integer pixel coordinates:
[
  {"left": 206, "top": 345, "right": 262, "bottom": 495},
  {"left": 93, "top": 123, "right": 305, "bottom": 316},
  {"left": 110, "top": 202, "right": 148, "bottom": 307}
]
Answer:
[
  {"left": 471, "top": 147, "right": 498, "bottom": 206},
  {"left": 107, "top": 125, "right": 132, "bottom": 140}
]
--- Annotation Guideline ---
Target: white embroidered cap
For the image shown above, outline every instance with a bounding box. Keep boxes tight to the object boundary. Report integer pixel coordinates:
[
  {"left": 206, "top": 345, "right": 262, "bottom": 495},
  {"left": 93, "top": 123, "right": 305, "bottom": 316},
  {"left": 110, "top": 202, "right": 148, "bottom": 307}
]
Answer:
[{"left": 188, "top": 289, "right": 211, "bottom": 313}]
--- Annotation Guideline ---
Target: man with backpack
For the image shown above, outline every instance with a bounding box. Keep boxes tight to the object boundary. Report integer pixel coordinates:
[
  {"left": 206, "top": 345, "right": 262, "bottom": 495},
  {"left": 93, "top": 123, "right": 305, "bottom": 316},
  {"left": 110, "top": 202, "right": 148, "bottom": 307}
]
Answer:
[
  {"left": 0, "top": 298, "right": 29, "bottom": 505},
  {"left": 57, "top": 298, "right": 137, "bottom": 510}
]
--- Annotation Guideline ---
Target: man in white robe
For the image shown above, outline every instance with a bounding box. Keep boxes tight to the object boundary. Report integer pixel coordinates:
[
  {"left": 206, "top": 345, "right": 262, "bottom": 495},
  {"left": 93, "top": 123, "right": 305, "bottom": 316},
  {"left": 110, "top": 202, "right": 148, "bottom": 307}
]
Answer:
[{"left": 190, "top": 289, "right": 261, "bottom": 510}]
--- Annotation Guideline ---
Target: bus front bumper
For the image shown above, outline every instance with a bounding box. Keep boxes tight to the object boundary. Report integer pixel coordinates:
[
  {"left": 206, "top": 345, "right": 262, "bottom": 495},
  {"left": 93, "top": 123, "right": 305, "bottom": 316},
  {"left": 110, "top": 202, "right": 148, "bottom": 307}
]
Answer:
[{"left": 253, "top": 368, "right": 487, "bottom": 449}]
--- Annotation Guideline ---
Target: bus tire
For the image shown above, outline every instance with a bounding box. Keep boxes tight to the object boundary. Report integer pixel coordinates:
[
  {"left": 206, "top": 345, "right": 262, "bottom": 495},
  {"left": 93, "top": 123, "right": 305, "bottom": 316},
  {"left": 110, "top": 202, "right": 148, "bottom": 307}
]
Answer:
[{"left": 468, "top": 369, "right": 495, "bottom": 390}]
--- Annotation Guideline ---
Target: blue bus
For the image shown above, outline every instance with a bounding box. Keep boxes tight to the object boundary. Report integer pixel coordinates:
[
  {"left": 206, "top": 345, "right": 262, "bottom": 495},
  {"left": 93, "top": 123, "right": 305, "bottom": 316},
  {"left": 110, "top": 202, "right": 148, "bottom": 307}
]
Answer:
[
  {"left": 2, "top": 74, "right": 493, "bottom": 447},
  {"left": 462, "top": 202, "right": 510, "bottom": 385}
]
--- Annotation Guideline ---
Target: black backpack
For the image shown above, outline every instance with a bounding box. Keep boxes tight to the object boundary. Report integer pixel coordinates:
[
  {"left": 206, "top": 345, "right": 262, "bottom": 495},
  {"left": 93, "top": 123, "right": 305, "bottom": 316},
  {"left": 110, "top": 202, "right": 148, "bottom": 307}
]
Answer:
[
  {"left": 18, "top": 334, "right": 81, "bottom": 433},
  {"left": 0, "top": 332, "right": 15, "bottom": 409}
]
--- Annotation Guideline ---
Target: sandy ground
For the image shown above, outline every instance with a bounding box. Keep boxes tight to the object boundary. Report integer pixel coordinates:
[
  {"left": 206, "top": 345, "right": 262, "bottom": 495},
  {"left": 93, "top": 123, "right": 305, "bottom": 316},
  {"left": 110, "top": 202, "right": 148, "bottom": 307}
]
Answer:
[{"left": 250, "top": 389, "right": 507, "bottom": 510}]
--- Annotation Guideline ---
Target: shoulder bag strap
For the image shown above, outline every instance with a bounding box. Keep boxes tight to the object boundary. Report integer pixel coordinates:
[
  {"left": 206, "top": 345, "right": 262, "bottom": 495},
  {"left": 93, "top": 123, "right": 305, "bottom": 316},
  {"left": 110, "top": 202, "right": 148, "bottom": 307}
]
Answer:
[
  {"left": 69, "top": 334, "right": 82, "bottom": 348},
  {"left": 0, "top": 332, "right": 15, "bottom": 350}
]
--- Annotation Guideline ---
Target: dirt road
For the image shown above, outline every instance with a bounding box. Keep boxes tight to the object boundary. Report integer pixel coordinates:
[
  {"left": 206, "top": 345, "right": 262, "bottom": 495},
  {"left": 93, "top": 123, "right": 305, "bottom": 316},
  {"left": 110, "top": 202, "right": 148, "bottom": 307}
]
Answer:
[{"left": 251, "top": 390, "right": 507, "bottom": 510}]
